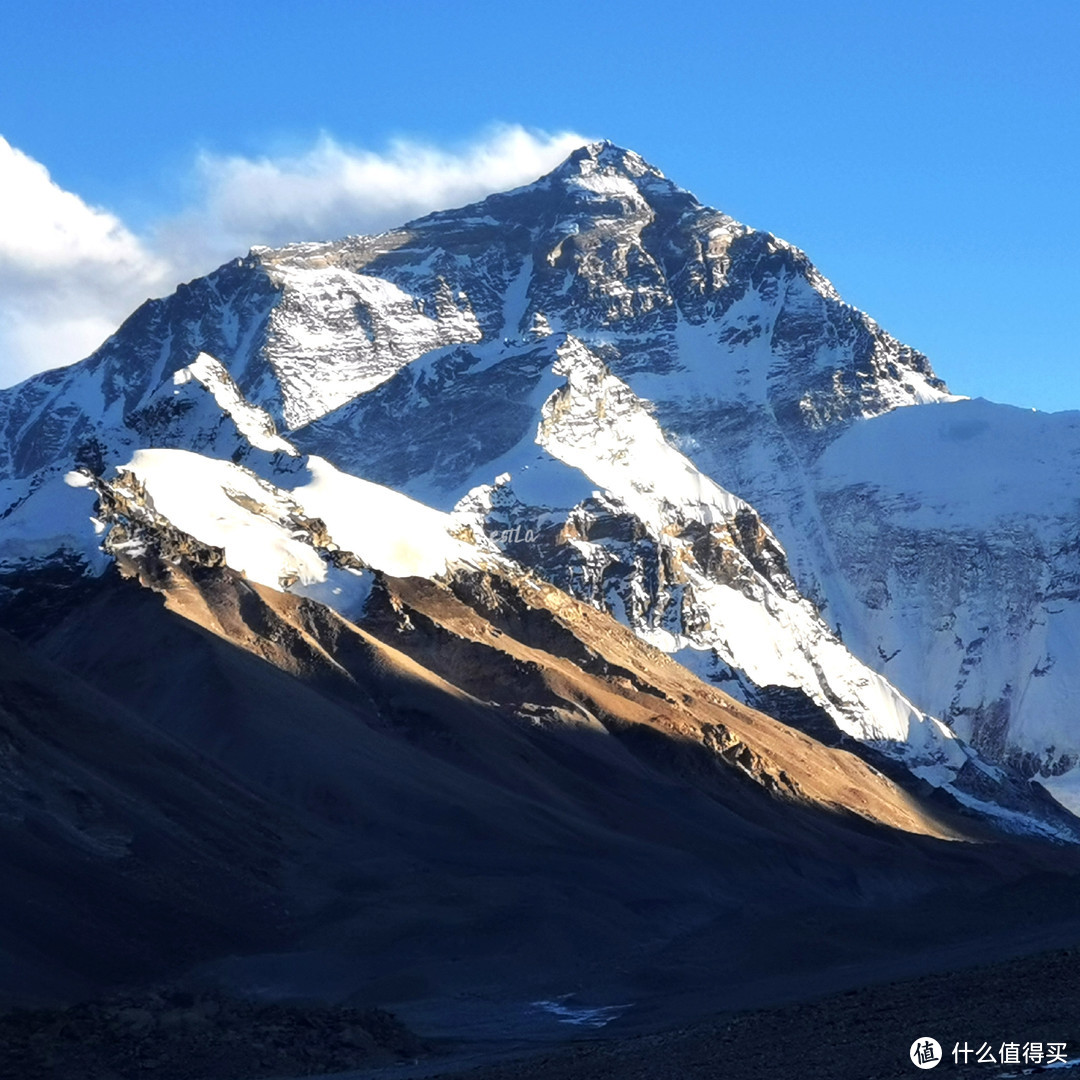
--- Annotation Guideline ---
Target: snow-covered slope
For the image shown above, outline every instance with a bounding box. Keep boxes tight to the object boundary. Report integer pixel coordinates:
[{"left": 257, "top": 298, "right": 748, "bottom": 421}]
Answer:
[
  {"left": 1, "top": 140, "right": 1078, "bottom": 817},
  {"left": 53, "top": 338, "right": 1063, "bottom": 836},
  {"left": 455, "top": 336, "right": 971, "bottom": 768},
  {"left": 812, "top": 399, "right": 1080, "bottom": 797},
  {"left": 82, "top": 442, "right": 502, "bottom": 622}
]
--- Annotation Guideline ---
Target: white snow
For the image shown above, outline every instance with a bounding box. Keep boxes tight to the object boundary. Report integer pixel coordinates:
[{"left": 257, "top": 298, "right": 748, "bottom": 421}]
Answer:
[
  {"left": 292, "top": 455, "right": 477, "bottom": 579},
  {"left": 262, "top": 262, "right": 483, "bottom": 429},
  {"left": 118, "top": 449, "right": 326, "bottom": 590},
  {"left": 174, "top": 353, "right": 297, "bottom": 456},
  {"left": 0, "top": 473, "right": 108, "bottom": 572},
  {"left": 816, "top": 397, "right": 1080, "bottom": 529},
  {"left": 498, "top": 256, "right": 534, "bottom": 343},
  {"left": 811, "top": 398, "right": 1080, "bottom": 785},
  {"left": 112, "top": 448, "right": 486, "bottom": 599},
  {"left": 568, "top": 172, "right": 643, "bottom": 199},
  {"left": 1034, "top": 768, "right": 1080, "bottom": 815},
  {"left": 545, "top": 338, "right": 745, "bottom": 529}
]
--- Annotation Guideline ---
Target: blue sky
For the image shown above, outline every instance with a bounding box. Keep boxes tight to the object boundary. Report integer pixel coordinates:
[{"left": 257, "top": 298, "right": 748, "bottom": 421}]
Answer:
[{"left": 1, "top": 0, "right": 1077, "bottom": 409}]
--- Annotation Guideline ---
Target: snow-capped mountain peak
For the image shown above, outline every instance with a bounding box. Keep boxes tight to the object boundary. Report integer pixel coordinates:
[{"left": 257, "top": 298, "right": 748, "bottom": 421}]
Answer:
[{"left": 2, "top": 141, "right": 1078, "bottom": 831}]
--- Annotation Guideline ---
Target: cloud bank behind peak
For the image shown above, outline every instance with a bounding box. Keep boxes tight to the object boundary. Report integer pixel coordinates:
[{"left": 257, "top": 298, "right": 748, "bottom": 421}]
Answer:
[{"left": 0, "top": 125, "right": 588, "bottom": 387}]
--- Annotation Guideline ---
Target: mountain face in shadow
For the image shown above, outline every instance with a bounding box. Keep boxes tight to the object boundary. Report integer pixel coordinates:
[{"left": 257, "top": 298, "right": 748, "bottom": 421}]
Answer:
[{"left": 4, "top": 514, "right": 1080, "bottom": 1026}]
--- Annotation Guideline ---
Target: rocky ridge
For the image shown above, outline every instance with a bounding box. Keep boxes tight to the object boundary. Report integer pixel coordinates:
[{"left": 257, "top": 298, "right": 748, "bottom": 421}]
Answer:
[{"left": 50, "top": 364, "right": 1074, "bottom": 841}]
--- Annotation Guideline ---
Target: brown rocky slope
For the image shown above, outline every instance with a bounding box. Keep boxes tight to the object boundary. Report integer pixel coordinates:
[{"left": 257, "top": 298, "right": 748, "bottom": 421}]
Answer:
[{"left": 2, "top": 529, "right": 1080, "bottom": 1075}]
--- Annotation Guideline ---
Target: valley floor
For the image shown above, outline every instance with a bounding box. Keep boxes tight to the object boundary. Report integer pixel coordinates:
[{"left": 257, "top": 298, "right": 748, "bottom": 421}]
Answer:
[
  {"left": 6, "top": 940, "right": 1080, "bottom": 1080},
  {"left": 344, "top": 943, "right": 1080, "bottom": 1080}
]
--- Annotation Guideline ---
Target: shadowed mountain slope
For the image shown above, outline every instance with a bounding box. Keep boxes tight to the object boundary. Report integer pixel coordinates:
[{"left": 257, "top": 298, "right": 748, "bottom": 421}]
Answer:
[
  {"left": 4, "top": 518, "right": 1077, "bottom": 1028},
  {"left": 0, "top": 628, "right": 292, "bottom": 1005}
]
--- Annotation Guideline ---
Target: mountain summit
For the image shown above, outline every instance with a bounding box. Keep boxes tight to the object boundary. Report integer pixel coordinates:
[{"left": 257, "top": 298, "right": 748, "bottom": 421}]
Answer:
[{"left": 0, "top": 142, "right": 1077, "bottom": 822}]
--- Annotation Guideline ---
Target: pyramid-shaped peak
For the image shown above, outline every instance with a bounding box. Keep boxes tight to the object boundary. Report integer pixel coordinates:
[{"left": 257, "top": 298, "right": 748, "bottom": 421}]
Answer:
[
  {"left": 554, "top": 140, "right": 667, "bottom": 182},
  {"left": 527, "top": 140, "right": 700, "bottom": 212},
  {"left": 403, "top": 141, "right": 697, "bottom": 233}
]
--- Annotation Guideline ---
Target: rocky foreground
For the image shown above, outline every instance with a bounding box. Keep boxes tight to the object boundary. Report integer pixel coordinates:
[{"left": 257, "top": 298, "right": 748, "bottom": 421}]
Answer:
[
  {"left": 0, "top": 990, "right": 421, "bottom": 1080},
  {"left": 3, "top": 945, "right": 1079, "bottom": 1080},
  {"left": 422, "top": 945, "right": 1080, "bottom": 1080}
]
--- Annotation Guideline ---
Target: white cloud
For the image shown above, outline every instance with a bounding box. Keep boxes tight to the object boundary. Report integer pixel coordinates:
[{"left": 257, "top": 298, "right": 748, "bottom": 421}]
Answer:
[
  {"left": 0, "top": 135, "right": 171, "bottom": 384},
  {"left": 172, "top": 125, "right": 588, "bottom": 267},
  {"left": 0, "top": 125, "right": 588, "bottom": 387}
]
